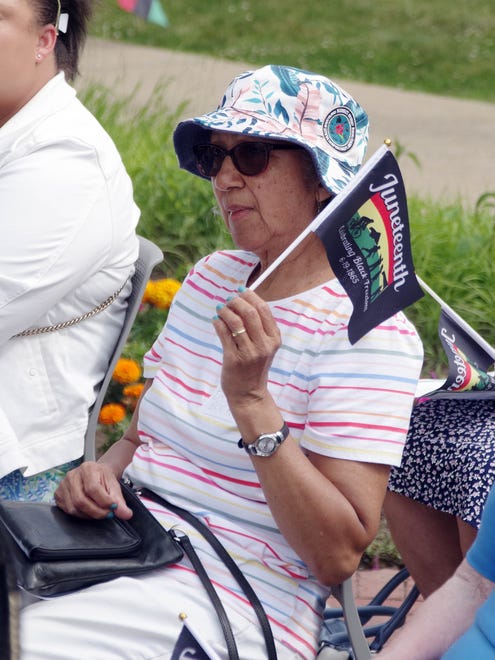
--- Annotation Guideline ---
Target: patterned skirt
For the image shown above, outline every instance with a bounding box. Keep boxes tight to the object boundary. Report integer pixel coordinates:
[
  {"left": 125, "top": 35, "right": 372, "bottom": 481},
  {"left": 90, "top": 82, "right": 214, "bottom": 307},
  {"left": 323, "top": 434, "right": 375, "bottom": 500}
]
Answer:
[
  {"left": 388, "top": 398, "right": 495, "bottom": 529},
  {"left": 0, "top": 458, "right": 82, "bottom": 503}
]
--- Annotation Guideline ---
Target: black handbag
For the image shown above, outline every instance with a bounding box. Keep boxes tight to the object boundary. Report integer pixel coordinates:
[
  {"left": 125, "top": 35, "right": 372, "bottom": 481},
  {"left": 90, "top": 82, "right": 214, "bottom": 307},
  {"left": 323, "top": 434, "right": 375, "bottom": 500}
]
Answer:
[
  {"left": 0, "top": 480, "right": 277, "bottom": 660},
  {"left": 0, "top": 480, "right": 183, "bottom": 598}
]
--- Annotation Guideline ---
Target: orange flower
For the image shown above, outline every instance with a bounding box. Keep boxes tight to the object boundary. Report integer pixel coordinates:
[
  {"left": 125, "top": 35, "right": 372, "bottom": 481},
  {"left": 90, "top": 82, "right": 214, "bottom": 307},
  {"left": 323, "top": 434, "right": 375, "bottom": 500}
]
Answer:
[
  {"left": 122, "top": 383, "right": 145, "bottom": 399},
  {"left": 143, "top": 278, "right": 181, "bottom": 310},
  {"left": 98, "top": 403, "right": 127, "bottom": 425},
  {"left": 112, "top": 358, "right": 141, "bottom": 384}
]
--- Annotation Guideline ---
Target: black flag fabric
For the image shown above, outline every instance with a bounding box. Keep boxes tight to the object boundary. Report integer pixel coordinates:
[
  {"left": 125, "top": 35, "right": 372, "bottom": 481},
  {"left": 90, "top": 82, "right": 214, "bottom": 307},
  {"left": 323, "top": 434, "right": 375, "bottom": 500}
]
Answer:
[
  {"left": 313, "top": 147, "right": 424, "bottom": 344},
  {"left": 423, "top": 309, "right": 495, "bottom": 398},
  {"left": 171, "top": 622, "right": 220, "bottom": 660},
  {"left": 250, "top": 145, "right": 424, "bottom": 344}
]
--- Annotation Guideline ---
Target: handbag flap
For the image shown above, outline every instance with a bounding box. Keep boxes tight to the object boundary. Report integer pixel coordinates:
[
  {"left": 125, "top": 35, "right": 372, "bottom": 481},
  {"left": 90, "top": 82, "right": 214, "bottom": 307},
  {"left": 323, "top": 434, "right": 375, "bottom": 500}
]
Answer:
[
  {"left": 0, "top": 481, "right": 184, "bottom": 597},
  {"left": 0, "top": 500, "right": 142, "bottom": 560}
]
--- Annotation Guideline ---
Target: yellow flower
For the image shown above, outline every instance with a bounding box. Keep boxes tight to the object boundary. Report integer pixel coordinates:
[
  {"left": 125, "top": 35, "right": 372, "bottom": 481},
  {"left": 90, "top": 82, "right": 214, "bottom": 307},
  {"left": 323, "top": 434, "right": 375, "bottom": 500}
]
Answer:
[
  {"left": 143, "top": 278, "right": 181, "bottom": 310},
  {"left": 98, "top": 403, "right": 127, "bottom": 425},
  {"left": 122, "top": 383, "right": 145, "bottom": 399},
  {"left": 142, "top": 280, "right": 156, "bottom": 305},
  {"left": 112, "top": 358, "right": 142, "bottom": 384}
]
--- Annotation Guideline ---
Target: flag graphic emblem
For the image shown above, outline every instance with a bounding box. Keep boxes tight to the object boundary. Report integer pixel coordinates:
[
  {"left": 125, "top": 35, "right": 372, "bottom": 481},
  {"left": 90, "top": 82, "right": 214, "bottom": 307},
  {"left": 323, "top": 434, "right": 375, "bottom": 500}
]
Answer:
[
  {"left": 250, "top": 145, "right": 424, "bottom": 344},
  {"left": 437, "top": 309, "right": 495, "bottom": 393}
]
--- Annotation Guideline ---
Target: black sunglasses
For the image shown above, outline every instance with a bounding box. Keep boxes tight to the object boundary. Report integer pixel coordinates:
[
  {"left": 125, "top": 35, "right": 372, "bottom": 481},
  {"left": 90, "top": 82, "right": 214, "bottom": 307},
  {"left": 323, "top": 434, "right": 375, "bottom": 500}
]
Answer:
[{"left": 193, "top": 141, "right": 301, "bottom": 178}]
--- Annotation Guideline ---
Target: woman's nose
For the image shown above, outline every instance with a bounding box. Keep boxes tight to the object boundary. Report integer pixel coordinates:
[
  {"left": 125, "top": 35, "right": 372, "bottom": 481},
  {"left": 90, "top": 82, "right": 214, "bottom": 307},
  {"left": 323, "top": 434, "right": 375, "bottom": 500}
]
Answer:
[{"left": 212, "top": 154, "right": 244, "bottom": 191}]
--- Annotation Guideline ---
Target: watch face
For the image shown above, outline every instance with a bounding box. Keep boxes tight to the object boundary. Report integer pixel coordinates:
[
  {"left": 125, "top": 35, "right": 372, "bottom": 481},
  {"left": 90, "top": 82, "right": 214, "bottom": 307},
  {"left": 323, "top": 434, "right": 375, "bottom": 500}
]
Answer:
[{"left": 256, "top": 435, "right": 277, "bottom": 455}]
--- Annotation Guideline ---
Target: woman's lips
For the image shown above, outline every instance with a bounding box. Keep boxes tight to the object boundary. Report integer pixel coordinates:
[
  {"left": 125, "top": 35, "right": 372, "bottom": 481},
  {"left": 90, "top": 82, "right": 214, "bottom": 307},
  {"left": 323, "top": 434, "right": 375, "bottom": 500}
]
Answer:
[{"left": 227, "top": 205, "right": 251, "bottom": 222}]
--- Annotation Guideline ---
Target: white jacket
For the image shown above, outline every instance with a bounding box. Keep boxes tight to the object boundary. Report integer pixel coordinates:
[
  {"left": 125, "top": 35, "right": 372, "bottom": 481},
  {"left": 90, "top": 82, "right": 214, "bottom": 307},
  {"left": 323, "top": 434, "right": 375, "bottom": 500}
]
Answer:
[{"left": 0, "top": 73, "right": 140, "bottom": 477}]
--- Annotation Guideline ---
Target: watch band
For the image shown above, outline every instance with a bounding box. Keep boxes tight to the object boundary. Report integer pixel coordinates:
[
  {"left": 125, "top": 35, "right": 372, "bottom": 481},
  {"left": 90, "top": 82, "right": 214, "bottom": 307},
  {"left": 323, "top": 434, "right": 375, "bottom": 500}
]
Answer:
[{"left": 238, "top": 422, "right": 289, "bottom": 457}]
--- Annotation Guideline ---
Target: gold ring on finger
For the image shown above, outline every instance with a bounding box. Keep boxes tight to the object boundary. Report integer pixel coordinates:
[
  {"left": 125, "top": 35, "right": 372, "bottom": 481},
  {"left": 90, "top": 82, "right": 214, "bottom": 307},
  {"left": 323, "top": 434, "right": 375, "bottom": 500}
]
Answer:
[{"left": 231, "top": 327, "right": 247, "bottom": 338}]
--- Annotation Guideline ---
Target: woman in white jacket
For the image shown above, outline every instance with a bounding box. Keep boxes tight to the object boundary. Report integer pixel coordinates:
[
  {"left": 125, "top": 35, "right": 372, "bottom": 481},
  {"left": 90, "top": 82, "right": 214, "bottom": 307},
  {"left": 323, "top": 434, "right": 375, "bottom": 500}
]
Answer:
[{"left": 0, "top": 0, "right": 140, "bottom": 501}]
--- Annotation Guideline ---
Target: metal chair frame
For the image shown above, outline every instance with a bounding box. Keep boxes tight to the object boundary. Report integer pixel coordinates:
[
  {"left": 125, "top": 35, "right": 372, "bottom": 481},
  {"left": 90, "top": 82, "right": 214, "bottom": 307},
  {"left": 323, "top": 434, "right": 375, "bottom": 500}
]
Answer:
[
  {"left": 319, "top": 567, "right": 420, "bottom": 659},
  {"left": 84, "top": 235, "right": 163, "bottom": 461}
]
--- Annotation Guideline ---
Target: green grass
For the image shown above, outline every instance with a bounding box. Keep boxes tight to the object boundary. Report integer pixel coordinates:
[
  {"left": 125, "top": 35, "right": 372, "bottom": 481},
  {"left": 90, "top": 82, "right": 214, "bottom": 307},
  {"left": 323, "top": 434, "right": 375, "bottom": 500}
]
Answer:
[{"left": 91, "top": 0, "right": 495, "bottom": 103}]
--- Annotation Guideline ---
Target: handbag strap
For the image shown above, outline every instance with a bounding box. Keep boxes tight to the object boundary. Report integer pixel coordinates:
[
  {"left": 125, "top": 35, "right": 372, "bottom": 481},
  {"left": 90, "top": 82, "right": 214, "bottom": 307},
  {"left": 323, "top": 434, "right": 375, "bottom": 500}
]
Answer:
[
  {"left": 140, "top": 487, "right": 278, "bottom": 660},
  {"left": 170, "top": 530, "right": 239, "bottom": 660},
  {"left": 12, "top": 280, "right": 128, "bottom": 339}
]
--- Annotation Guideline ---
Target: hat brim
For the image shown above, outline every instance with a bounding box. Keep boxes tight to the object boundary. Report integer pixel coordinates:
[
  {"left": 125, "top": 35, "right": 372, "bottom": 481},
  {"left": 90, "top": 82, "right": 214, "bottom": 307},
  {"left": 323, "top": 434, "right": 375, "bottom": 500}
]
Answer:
[
  {"left": 173, "top": 113, "right": 314, "bottom": 179},
  {"left": 173, "top": 107, "right": 367, "bottom": 194}
]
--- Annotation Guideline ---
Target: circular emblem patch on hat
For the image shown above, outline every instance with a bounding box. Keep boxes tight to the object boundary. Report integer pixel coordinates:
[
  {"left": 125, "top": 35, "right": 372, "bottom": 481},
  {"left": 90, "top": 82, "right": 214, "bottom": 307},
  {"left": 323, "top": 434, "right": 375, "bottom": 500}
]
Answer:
[{"left": 323, "top": 107, "right": 356, "bottom": 152}]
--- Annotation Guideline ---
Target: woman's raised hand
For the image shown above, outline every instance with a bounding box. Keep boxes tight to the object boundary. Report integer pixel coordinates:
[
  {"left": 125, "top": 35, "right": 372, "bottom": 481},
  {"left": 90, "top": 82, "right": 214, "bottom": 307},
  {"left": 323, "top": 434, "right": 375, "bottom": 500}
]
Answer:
[{"left": 212, "top": 287, "right": 281, "bottom": 409}]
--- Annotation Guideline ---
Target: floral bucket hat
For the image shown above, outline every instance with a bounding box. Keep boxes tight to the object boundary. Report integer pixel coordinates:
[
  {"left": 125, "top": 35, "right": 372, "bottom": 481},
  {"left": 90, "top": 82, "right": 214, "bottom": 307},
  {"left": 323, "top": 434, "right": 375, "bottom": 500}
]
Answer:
[{"left": 173, "top": 64, "right": 369, "bottom": 194}]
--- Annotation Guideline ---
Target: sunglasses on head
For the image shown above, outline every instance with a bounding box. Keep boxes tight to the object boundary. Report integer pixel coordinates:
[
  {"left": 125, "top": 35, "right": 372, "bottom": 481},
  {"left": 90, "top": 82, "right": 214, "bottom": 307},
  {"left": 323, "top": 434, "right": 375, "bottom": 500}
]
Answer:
[{"left": 193, "top": 141, "right": 301, "bottom": 178}]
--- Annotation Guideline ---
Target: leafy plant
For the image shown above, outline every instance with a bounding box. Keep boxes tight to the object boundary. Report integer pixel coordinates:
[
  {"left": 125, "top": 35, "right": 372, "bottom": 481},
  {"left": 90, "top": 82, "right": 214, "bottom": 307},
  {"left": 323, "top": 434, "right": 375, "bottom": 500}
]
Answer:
[
  {"left": 97, "top": 277, "right": 182, "bottom": 453},
  {"left": 80, "top": 84, "right": 232, "bottom": 281},
  {"left": 362, "top": 514, "right": 403, "bottom": 568},
  {"left": 392, "top": 139, "right": 421, "bottom": 170},
  {"left": 475, "top": 192, "right": 495, "bottom": 217},
  {"left": 406, "top": 195, "right": 495, "bottom": 377}
]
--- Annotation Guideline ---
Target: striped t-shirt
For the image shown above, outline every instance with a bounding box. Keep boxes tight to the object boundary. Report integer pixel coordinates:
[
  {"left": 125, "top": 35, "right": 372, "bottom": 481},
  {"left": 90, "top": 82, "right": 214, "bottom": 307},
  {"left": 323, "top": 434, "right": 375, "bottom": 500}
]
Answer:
[{"left": 125, "top": 249, "right": 423, "bottom": 657}]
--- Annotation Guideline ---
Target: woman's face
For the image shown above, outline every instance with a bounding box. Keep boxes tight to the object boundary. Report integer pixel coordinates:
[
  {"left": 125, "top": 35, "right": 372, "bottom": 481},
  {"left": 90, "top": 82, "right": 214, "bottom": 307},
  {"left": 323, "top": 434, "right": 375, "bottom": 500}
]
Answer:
[
  {"left": 0, "top": 0, "right": 53, "bottom": 126},
  {"left": 210, "top": 132, "right": 325, "bottom": 262}
]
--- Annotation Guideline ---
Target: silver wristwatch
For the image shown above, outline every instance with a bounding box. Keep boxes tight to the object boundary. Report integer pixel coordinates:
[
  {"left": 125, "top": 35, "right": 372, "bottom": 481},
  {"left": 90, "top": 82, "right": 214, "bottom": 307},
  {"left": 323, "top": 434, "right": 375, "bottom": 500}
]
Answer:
[{"left": 238, "top": 422, "right": 289, "bottom": 457}]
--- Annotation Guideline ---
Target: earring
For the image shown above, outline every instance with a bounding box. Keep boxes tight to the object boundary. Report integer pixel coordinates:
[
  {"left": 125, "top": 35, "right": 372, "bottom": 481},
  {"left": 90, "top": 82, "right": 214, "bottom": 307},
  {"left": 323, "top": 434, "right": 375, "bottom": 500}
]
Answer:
[
  {"left": 316, "top": 195, "right": 333, "bottom": 216},
  {"left": 36, "top": 53, "right": 42, "bottom": 60}
]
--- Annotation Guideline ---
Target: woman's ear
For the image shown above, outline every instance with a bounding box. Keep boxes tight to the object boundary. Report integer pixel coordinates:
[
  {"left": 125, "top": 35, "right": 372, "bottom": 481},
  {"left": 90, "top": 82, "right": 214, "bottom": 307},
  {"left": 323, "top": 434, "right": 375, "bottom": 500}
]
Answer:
[{"left": 36, "top": 23, "right": 58, "bottom": 62}]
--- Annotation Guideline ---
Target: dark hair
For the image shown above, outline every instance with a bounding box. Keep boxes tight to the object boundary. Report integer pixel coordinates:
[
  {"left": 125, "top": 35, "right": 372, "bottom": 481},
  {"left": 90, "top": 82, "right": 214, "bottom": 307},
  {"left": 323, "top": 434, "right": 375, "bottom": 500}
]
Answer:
[
  {"left": 297, "top": 148, "right": 323, "bottom": 188},
  {"left": 298, "top": 150, "right": 334, "bottom": 209},
  {"left": 32, "top": 0, "right": 95, "bottom": 81}
]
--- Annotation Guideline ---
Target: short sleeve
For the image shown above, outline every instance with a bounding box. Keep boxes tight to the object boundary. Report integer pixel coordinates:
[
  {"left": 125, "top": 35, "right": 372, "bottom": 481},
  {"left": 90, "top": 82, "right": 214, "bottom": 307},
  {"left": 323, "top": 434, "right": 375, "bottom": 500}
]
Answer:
[{"left": 299, "top": 310, "right": 423, "bottom": 466}]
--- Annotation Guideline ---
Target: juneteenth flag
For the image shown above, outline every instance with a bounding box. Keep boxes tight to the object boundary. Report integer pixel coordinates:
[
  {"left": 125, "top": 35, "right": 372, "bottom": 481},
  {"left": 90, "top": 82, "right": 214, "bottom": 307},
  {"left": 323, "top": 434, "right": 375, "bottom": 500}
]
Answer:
[
  {"left": 250, "top": 144, "right": 424, "bottom": 344},
  {"left": 171, "top": 622, "right": 222, "bottom": 660},
  {"left": 435, "top": 309, "right": 495, "bottom": 393},
  {"left": 413, "top": 279, "right": 495, "bottom": 399},
  {"left": 117, "top": 0, "right": 168, "bottom": 27}
]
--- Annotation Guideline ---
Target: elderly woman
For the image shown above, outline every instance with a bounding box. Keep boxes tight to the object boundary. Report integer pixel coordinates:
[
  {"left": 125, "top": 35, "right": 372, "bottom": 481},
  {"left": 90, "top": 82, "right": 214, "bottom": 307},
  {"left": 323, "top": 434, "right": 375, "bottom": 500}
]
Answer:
[
  {"left": 0, "top": 0, "right": 139, "bottom": 501},
  {"left": 21, "top": 65, "right": 423, "bottom": 659}
]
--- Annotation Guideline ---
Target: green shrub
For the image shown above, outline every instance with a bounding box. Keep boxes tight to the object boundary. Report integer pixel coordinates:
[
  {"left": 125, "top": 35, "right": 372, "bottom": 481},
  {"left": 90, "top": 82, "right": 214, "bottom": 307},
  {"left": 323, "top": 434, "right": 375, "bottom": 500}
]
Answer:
[
  {"left": 81, "top": 84, "right": 232, "bottom": 281},
  {"left": 407, "top": 195, "right": 495, "bottom": 377}
]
